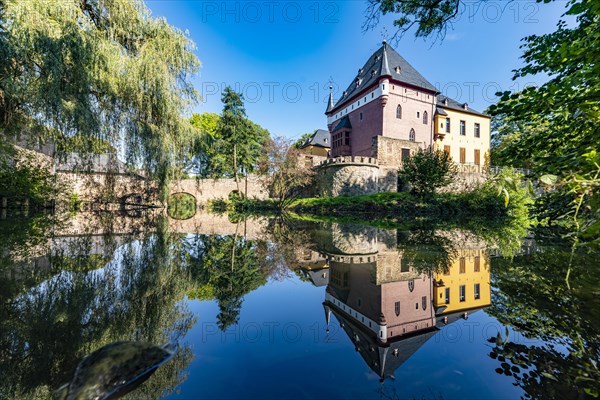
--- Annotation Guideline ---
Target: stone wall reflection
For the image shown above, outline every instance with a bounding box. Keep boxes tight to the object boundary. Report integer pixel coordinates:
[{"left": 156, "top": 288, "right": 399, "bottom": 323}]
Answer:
[{"left": 296, "top": 223, "right": 492, "bottom": 382}]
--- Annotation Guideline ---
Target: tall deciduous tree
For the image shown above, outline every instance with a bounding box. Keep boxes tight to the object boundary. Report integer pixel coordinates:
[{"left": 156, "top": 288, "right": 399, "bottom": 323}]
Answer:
[
  {"left": 219, "top": 87, "right": 269, "bottom": 183},
  {"left": 196, "top": 87, "right": 269, "bottom": 181},
  {"left": 257, "top": 136, "right": 316, "bottom": 209},
  {"left": 0, "top": 0, "right": 200, "bottom": 199}
]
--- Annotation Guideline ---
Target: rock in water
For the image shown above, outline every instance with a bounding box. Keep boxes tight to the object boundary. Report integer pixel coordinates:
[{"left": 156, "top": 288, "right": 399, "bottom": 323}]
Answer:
[{"left": 58, "top": 341, "right": 176, "bottom": 400}]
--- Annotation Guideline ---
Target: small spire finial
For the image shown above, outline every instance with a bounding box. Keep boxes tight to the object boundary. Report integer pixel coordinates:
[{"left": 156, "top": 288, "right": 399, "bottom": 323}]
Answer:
[
  {"left": 325, "top": 78, "right": 335, "bottom": 114},
  {"left": 381, "top": 27, "right": 388, "bottom": 45}
]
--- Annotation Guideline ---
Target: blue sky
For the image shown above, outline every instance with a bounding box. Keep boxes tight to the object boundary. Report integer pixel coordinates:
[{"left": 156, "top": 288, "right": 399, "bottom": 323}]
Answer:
[{"left": 146, "top": 0, "right": 569, "bottom": 141}]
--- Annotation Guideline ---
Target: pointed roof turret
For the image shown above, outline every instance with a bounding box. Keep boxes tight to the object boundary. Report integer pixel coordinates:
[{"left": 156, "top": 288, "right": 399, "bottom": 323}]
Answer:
[
  {"left": 330, "top": 41, "right": 438, "bottom": 112},
  {"left": 379, "top": 40, "right": 391, "bottom": 77},
  {"left": 325, "top": 82, "right": 334, "bottom": 114}
]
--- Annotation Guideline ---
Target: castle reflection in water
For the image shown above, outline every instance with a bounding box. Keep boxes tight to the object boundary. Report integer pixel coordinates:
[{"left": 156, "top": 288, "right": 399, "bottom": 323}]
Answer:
[{"left": 297, "top": 224, "right": 491, "bottom": 382}]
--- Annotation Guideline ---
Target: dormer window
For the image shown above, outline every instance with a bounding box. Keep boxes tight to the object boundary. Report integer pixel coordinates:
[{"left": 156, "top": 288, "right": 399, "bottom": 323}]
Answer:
[
  {"left": 444, "top": 98, "right": 449, "bottom": 106},
  {"left": 343, "top": 91, "right": 347, "bottom": 97},
  {"left": 395, "top": 66, "right": 401, "bottom": 74},
  {"left": 463, "top": 103, "right": 468, "bottom": 110},
  {"left": 371, "top": 69, "right": 376, "bottom": 76}
]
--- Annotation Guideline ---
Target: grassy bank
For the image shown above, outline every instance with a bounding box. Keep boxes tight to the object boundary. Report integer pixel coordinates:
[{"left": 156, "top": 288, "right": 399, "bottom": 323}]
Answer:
[
  {"left": 213, "top": 187, "right": 531, "bottom": 226},
  {"left": 291, "top": 191, "right": 502, "bottom": 218}
]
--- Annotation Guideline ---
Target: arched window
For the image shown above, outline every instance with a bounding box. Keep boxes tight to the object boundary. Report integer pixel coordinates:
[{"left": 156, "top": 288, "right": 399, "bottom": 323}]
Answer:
[
  {"left": 396, "top": 105, "right": 402, "bottom": 119},
  {"left": 423, "top": 111, "right": 428, "bottom": 124},
  {"left": 409, "top": 128, "right": 416, "bottom": 142}
]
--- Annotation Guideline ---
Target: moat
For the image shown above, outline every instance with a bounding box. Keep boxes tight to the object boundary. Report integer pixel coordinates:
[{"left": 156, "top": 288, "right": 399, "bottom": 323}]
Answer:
[{"left": 1, "top": 211, "right": 598, "bottom": 399}]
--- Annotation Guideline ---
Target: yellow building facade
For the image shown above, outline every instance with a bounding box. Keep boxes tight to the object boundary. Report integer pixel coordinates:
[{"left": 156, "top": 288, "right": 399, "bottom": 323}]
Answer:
[
  {"left": 433, "top": 98, "right": 491, "bottom": 172},
  {"left": 297, "top": 129, "right": 330, "bottom": 157},
  {"left": 433, "top": 248, "right": 491, "bottom": 314}
]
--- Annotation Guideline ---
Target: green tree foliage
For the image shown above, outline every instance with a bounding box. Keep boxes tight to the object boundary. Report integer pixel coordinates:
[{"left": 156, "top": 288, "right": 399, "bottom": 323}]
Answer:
[
  {"left": 0, "top": 144, "right": 64, "bottom": 207},
  {"left": 399, "top": 147, "right": 458, "bottom": 195},
  {"left": 489, "top": 0, "right": 599, "bottom": 176},
  {"left": 190, "top": 113, "right": 220, "bottom": 138},
  {"left": 190, "top": 91, "right": 269, "bottom": 180},
  {"left": 489, "top": 247, "right": 600, "bottom": 398},
  {"left": 187, "top": 112, "right": 218, "bottom": 176},
  {"left": 291, "top": 132, "right": 314, "bottom": 149},
  {"left": 0, "top": 0, "right": 201, "bottom": 200},
  {"left": 218, "top": 87, "right": 268, "bottom": 178},
  {"left": 488, "top": 0, "right": 600, "bottom": 243},
  {"left": 364, "top": 0, "right": 462, "bottom": 40}
]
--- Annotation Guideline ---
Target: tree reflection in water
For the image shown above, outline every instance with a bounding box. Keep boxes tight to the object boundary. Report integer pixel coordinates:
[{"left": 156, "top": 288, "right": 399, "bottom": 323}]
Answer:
[
  {"left": 185, "top": 232, "right": 270, "bottom": 331},
  {"left": 489, "top": 247, "right": 600, "bottom": 399},
  {"left": 0, "top": 216, "right": 195, "bottom": 400},
  {"left": 1, "top": 212, "right": 598, "bottom": 399}
]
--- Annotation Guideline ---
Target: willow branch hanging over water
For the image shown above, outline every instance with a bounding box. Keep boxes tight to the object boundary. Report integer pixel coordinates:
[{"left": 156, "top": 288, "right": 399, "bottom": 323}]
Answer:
[{"left": 0, "top": 0, "right": 201, "bottom": 199}]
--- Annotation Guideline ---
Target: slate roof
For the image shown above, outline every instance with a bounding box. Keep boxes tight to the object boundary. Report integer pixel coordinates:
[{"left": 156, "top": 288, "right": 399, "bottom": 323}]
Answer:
[
  {"left": 301, "top": 268, "right": 330, "bottom": 287},
  {"left": 436, "top": 95, "right": 489, "bottom": 117},
  {"left": 332, "top": 116, "right": 352, "bottom": 132},
  {"left": 300, "top": 129, "right": 331, "bottom": 149},
  {"left": 331, "top": 41, "right": 437, "bottom": 113},
  {"left": 328, "top": 304, "right": 439, "bottom": 381}
]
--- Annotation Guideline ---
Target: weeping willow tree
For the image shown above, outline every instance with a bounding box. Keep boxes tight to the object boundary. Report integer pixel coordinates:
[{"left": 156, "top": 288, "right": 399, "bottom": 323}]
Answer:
[{"left": 0, "top": 0, "right": 200, "bottom": 200}]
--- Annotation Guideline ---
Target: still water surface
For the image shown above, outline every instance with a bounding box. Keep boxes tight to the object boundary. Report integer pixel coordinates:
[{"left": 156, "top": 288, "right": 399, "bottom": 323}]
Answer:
[{"left": 1, "top": 212, "right": 598, "bottom": 399}]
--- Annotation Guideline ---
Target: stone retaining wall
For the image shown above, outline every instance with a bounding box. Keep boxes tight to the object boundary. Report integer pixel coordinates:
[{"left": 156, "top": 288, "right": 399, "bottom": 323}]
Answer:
[{"left": 316, "top": 159, "right": 380, "bottom": 197}]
